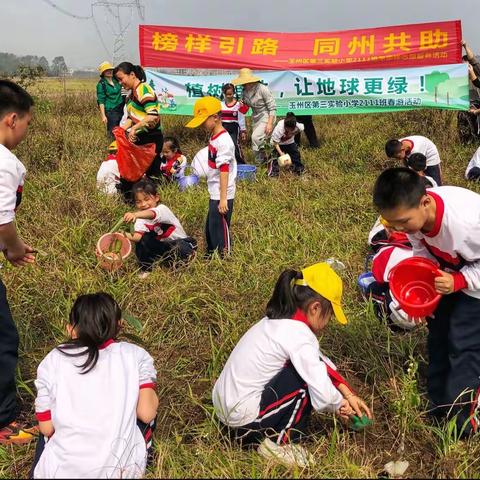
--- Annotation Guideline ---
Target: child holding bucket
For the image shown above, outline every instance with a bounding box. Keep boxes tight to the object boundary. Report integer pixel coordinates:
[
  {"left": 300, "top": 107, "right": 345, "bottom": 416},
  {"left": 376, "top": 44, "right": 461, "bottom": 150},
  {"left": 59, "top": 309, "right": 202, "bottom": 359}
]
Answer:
[
  {"left": 31, "top": 292, "right": 158, "bottom": 478},
  {"left": 269, "top": 113, "right": 305, "bottom": 177},
  {"left": 186, "top": 96, "right": 236, "bottom": 257},
  {"left": 373, "top": 167, "right": 480, "bottom": 435},
  {"left": 123, "top": 179, "right": 197, "bottom": 277},
  {"left": 213, "top": 262, "right": 372, "bottom": 467}
]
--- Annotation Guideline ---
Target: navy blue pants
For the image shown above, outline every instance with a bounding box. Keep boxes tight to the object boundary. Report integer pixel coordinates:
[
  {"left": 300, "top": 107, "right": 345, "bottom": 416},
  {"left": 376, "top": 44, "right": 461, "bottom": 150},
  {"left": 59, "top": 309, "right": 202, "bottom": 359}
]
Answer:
[
  {"left": 206, "top": 199, "right": 234, "bottom": 256},
  {"left": 424, "top": 164, "right": 442, "bottom": 186},
  {"left": 428, "top": 292, "right": 480, "bottom": 435},
  {"left": 105, "top": 106, "right": 124, "bottom": 139},
  {"left": 467, "top": 166, "right": 480, "bottom": 181},
  {"left": 223, "top": 122, "right": 245, "bottom": 164},
  {"left": 135, "top": 232, "right": 197, "bottom": 271},
  {"left": 231, "top": 363, "right": 312, "bottom": 446},
  {"left": 268, "top": 142, "right": 304, "bottom": 177},
  {"left": 0, "top": 279, "right": 18, "bottom": 428}
]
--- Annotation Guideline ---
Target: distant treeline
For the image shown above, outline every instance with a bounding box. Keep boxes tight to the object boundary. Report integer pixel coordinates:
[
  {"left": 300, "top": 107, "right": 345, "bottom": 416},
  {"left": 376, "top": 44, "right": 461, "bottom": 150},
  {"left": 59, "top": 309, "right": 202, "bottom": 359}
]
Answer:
[{"left": 0, "top": 52, "right": 71, "bottom": 76}]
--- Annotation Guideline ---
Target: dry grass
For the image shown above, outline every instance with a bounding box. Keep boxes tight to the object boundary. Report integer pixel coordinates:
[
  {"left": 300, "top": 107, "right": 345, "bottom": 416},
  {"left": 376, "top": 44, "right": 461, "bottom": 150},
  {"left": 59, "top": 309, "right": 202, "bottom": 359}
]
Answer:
[{"left": 1, "top": 77, "right": 480, "bottom": 478}]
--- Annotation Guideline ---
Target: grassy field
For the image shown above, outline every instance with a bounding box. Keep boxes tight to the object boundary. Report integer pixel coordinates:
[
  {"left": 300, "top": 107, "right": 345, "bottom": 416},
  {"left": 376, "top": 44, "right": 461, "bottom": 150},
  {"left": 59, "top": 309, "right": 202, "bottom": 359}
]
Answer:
[{"left": 1, "top": 77, "right": 480, "bottom": 478}]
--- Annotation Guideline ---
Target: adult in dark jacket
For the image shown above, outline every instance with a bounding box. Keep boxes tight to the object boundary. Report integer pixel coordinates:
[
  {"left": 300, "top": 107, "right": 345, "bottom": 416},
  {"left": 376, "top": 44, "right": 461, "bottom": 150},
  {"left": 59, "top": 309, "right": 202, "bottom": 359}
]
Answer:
[{"left": 96, "top": 61, "right": 124, "bottom": 138}]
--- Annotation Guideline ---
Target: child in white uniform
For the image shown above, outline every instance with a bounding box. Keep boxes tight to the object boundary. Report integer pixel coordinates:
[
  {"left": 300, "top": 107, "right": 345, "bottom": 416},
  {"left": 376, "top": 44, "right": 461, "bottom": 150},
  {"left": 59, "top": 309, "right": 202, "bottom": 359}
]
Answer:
[
  {"left": 213, "top": 262, "right": 371, "bottom": 467},
  {"left": 269, "top": 112, "right": 305, "bottom": 177},
  {"left": 186, "top": 96, "right": 236, "bottom": 257},
  {"left": 32, "top": 292, "right": 158, "bottom": 479},
  {"left": 221, "top": 83, "right": 248, "bottom": 165},
  {"left": 123, "top": 179, "right": 197, "bottom": 276},
  {"left": 465, "top": 145, "right": 480, "bottom": 181},
  {"left": 96, "top": 140, "right": 120, "bottom": 195}
]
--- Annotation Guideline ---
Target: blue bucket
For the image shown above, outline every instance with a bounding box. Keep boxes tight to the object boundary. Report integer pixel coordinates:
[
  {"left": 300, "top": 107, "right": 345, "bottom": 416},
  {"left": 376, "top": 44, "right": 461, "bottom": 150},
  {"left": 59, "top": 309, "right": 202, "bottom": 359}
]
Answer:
[
  {"left": 236, "top": 164, "right": 256, "bottom": 182},
  {"left": 178, "top": 174, "right": 199, "bottom": 192},
  {"left": 357, "top": 272, "right": 375, "bottom": 295}
]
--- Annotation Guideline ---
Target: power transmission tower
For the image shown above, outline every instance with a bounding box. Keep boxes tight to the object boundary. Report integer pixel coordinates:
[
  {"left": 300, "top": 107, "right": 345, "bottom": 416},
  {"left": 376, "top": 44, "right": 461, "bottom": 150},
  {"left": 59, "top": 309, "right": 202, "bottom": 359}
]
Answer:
[{"left": 41, "top": 0, "right": 145, "bottom": 64}]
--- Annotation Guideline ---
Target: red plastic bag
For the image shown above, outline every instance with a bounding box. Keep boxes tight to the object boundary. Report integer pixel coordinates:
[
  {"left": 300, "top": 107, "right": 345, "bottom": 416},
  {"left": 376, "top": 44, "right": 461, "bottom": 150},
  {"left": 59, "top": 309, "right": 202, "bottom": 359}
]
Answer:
[{"left": 113, "top": 127, "right": 157, "bottom": 182}]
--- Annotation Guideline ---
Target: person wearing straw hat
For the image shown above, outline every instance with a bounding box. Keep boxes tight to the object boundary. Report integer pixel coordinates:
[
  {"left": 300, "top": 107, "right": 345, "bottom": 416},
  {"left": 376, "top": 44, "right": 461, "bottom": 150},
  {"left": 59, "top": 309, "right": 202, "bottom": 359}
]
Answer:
[
  {"left": 212, "top": 262, "right": 372, "bottom": 468},
  {"left": 232, "top": 68, "right": 276, "bottom": 164},
  {"left": 96, "top": 61, "right": 124, "bottom": 138}
]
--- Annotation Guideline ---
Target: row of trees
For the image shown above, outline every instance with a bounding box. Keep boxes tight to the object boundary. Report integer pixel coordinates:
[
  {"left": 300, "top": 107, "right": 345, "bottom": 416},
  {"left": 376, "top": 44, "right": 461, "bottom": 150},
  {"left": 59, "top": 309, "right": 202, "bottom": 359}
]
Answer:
[{"left": 0, "top": 52, "right": 68, "bottom": 76}]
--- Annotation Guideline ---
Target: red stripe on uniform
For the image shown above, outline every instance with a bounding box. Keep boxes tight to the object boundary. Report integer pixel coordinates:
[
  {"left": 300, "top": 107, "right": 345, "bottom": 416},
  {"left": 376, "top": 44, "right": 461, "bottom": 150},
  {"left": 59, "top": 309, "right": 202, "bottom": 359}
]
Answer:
[
  {"left": 424, "top": 191, "right": 444, "bottom": 238},
  {"left": 158, "top": 225, "right": 176, "bottom": 239},
  {"left": 294, "top": 394, "right": 309, "bottom": 425},
  {"left": 326, "top": 364, "right": 353, "bottom": 392},
  {"left": 258, "top": 389, "right": 301, "bottom": 417},
  {"left": 36, "top": 410, "right": 52, "bottom": 421},
  {"left": 371, "top": 246, "right": 395, "bottom": 284},
  {"left": 139, "top": 382, "right": 156, "bottom": 390},
  {"left": 421, "top": 240, "right": 462, "bottom": 266}
]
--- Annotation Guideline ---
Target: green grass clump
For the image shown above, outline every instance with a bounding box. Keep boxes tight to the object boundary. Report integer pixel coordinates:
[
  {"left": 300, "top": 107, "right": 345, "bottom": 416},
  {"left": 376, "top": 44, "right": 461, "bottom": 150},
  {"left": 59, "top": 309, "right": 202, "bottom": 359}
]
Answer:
[{"left": 2, "top": 77, "right": 480, "bottom": 478}]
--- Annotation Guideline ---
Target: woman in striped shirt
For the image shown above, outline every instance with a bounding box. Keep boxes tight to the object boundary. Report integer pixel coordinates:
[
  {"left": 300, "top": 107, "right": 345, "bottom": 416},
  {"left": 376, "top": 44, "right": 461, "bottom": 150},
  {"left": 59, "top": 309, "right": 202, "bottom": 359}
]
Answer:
[{"left": 114, "top": 62, "right": 163, "bottom": 201}]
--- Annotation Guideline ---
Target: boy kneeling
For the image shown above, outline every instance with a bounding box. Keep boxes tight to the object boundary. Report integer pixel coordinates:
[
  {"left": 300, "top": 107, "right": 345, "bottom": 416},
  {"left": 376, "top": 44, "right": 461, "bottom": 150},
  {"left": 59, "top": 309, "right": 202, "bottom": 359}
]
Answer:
[{"left": 373, "top": 167, "right": 480, "bottom": 435}]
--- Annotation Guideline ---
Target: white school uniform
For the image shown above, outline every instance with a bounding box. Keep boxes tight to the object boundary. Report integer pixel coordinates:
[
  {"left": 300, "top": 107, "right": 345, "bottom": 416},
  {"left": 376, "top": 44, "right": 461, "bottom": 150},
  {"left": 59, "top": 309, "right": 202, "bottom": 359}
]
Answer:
[
  {"left": 34, "top": 340, "right": 157, "bottom": 479},
  {"left": 134, "top": 204, "right": 188, "bottom": 241},
  {"left": 96, "top": 154, "right": 120, "bottom": 195},
  {"left": 270, "top": 120, "right": 304, "bottom": 146},
  {"left": 465, "top": 146, "right": 480, "bottom": 179},
  {"left": 212, "top": 316, "right": 344, "bottom": 428},
  {"left": 407, "top": 186, "right": 480, "bottom": 299},
  {"left": 0, "top": 144, "right": 26, "bottom": 226},
  {"left": 221, "top": 100, "right": 248, "bottom": 131},
  {"left": 400, "top": 135, "right": 441, "bottom": 167},
  {"left": 0, "top": 144, "right": 26, "bottom": 252},
  {"left": 207, "top": 130, "right": 236, "bottom": 201},
  {"left": 191, "top": 147, "right": 209, "bottom": 178}
]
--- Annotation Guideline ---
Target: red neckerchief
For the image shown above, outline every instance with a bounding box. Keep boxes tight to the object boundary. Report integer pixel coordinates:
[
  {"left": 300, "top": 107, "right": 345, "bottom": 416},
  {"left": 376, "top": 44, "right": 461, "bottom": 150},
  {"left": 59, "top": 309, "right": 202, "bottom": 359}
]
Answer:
[
  {"left": 424, "top": 190, "right": 444, "bottom": 238},
  {"left": 291, "top": 309, "right": 311, "bottom": 329},
  {"left": 98, "top": 339, "right": 115, "bottom": 350}
]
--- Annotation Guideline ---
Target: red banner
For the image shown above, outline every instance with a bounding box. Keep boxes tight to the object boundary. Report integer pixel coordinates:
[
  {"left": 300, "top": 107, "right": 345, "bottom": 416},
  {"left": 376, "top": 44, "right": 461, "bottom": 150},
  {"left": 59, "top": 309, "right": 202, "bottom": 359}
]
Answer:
[{"left": 139, "top": 21, "right": 462, "bottom": 71}]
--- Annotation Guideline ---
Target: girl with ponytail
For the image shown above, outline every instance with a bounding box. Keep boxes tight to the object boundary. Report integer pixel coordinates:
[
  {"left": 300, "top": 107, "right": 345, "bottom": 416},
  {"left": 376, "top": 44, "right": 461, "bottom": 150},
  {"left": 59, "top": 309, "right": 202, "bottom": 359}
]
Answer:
[
  {"left": 114, "top": 62, "right": 164, "bottom": 202},
  {"left": 31, "top": 293, "right": 158, "bottom": 478},
  {"left": 212, "top": 263, "right": 371, "bottom": 467}
]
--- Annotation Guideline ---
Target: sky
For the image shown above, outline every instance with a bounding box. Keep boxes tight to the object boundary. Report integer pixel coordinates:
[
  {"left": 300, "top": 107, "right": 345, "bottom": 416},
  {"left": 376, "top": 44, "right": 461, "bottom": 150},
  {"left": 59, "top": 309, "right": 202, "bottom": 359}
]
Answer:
[{"left": 2, "top": 0, "right": 479, "bottom": 69}]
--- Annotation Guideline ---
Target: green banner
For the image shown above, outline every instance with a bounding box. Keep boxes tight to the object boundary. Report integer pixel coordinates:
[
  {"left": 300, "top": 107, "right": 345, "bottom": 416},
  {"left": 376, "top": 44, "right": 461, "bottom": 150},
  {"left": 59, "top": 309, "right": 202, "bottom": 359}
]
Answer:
[{"left": 146, "top": 63, "right": 469, "bottom": 115}]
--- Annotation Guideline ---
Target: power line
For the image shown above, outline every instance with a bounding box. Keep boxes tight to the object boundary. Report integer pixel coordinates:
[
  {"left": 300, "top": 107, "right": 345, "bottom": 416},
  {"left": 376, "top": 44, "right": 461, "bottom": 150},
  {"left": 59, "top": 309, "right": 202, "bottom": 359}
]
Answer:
[
  {"left": 41, "top": 0, "right": 145, "bottom": 63},
  {"left": 39, "top": 0, "right": 92, "bottom": 19}
]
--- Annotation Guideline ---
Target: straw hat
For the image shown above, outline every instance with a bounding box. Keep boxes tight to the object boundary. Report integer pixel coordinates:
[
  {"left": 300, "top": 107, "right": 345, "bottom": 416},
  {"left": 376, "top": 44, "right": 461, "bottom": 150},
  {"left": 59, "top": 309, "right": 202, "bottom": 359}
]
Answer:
[
  {"left": 231, "top": 68, "right": 262, "bottom": 86},
  {"left": 98, "top": 61, "right": 114, "bottom": 76}
]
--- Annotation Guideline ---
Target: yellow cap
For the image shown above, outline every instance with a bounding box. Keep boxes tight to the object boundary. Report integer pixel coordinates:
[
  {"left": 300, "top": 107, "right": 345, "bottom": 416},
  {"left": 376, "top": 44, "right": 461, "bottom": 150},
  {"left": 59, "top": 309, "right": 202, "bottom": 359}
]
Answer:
[
  {"left": 98, "top": 61, "right": 114, "bottom": 76},
  {"left": 108, "top": 140, "right": 117, "bottom": 152},
  {"left": 294, "top": 263, "right": 348, "bottom": 324},
  {"left": 185, "top": 96, "right": 222, "bottom": 128},
  {"left": 379, "top": 215, "right": 391, "bottom": 227}
]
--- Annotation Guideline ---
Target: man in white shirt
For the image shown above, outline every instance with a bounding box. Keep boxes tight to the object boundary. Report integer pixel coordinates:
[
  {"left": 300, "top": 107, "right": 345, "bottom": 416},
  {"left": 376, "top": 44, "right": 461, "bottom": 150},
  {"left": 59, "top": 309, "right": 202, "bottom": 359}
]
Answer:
[{"left": 0, "top": 80, "right": 36, "bottom": 444}]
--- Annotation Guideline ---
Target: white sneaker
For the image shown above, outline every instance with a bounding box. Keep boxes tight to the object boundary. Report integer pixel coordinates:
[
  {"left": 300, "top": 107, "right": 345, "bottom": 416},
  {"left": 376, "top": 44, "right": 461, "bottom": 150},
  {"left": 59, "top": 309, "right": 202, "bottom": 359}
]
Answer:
[{"left": 257, "top": 438, "right": 315, "bottom": 468}]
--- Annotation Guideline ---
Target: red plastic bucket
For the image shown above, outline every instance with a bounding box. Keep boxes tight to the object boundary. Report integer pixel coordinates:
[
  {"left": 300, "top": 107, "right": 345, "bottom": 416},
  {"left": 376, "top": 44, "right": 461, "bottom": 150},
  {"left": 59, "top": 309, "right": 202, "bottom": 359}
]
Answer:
[
  {"left": 96, "top": 233, "right": 132, "bottom": 272},
  {"left": 389, "top": 256, "right": 442, "bottom": 317}
]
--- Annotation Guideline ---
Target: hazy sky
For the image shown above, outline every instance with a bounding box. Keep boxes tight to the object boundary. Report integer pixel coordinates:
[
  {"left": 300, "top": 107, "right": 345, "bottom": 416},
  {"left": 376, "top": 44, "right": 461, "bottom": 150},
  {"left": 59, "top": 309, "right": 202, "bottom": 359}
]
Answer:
[{"left": 2, "top": 0, "right": 479, "bottom": 69}]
